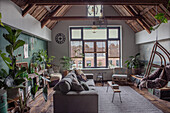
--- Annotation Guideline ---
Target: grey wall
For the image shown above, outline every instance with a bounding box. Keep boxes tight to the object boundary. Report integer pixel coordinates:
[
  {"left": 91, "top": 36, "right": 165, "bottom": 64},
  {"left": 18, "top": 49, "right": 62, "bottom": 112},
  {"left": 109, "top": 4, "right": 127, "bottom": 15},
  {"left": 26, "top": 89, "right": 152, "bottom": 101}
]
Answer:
[
  {"left": 136, "top": 21, "right": 170, "bottom": 64},
  {"left": 0, "top": 0, "right": 51, "bottom": 41},
  {"left": 49, "top": 5, "right": 138, "bottom": 67}
]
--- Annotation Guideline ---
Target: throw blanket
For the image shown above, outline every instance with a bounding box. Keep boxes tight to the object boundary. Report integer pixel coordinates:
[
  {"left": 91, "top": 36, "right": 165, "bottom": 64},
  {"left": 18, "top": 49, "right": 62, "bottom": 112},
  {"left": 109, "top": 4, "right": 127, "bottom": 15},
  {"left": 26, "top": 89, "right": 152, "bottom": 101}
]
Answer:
[{"left": 139, "top": 63, "right": 170, "bottom": 89}]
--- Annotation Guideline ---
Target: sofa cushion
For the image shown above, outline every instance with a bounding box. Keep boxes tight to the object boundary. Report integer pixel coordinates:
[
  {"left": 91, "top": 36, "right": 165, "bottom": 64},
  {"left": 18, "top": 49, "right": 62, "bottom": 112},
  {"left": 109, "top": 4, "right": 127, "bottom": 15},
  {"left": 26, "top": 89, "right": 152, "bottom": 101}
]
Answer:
[
  {"left": 53, "top": 77, "right": 72, "bottom": 94},
  {"left": 59, "top": 80, "right": 71, "bottom": 94},
  {"left": 71, "top": 78, "right": 84, "bottom": 91},
  {"left": 80, "top": 81, "right": 89, "bottom": 91},
  {"left": 86, "top": 79, "right": 95, "bottom": 86}
]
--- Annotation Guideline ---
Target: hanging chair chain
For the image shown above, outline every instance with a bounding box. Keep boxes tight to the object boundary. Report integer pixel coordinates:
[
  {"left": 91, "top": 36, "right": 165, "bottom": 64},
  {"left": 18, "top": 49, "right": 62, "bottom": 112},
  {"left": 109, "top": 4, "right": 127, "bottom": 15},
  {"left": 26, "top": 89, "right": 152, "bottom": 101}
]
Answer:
[{"left": 156, "top": 5, "right": 158, "bottom": 41}]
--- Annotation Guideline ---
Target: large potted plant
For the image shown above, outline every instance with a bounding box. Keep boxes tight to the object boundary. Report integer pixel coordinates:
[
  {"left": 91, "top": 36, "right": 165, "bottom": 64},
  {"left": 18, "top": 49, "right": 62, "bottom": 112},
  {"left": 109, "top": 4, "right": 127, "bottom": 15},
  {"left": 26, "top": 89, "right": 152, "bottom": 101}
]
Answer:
[
  {"left": 60, "top": 56, "right": 73, "bottom": 76},
  {"left": 33, "top": 49, "right": 55, "bottom": 69},
  {"left": 125, "top": 53, "right": 144, "bottom": 75}
]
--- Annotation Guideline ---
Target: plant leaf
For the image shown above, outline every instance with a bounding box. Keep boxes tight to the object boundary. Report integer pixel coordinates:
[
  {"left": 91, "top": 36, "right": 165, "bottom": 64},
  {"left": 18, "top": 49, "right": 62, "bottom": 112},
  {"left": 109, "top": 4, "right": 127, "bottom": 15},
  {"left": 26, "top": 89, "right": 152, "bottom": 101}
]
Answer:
[
  {"left": 13, "top": 40, "right": 25, "bottom": 50},
  {"left": 6, "top": 45, "right": 13, "bottom": 56},
  {"left": 43, "top": 85, "right": 48, "bottom": 102}
]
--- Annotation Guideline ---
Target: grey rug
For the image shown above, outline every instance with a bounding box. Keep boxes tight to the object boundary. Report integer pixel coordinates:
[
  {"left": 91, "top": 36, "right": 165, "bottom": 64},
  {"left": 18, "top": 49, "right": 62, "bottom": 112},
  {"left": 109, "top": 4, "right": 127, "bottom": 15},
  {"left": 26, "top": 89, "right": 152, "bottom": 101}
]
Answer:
[{"left": 96, "top": 86, "right": 163, "bottom": 113}]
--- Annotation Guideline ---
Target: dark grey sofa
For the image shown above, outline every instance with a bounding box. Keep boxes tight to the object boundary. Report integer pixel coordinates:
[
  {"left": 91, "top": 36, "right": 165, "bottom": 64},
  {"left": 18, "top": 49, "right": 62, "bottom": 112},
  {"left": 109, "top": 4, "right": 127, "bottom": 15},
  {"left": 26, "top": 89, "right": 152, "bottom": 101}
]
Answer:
[{"left": 53, "top": 72, "right": 98, "bottom": 113}]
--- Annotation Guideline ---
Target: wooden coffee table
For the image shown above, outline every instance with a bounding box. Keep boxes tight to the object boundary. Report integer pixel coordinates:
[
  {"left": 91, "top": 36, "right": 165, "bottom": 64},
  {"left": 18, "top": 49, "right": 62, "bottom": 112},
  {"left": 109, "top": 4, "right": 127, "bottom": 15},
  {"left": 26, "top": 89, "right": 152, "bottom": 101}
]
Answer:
[{"left": 106, "top": 81, "right": 122, "bottom": 103}]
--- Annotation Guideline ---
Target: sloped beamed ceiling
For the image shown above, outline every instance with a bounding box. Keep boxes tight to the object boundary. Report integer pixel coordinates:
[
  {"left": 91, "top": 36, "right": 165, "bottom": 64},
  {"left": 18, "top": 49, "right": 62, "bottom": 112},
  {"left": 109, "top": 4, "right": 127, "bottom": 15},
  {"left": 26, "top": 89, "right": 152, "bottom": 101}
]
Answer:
[{"left": 11, "top": 0, "right": 170, "bottom": 33}]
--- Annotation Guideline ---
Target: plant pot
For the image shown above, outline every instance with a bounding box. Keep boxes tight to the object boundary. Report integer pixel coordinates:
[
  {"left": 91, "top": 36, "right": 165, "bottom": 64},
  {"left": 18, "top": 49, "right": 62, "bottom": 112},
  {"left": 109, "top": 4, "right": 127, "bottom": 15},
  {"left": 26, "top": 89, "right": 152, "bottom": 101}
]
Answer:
[
  {"left": 132, "top": 68, "right": 141, "bottom": 75},
  {"left": 7, "top": 88, "right": 19, "bottom": 99}
]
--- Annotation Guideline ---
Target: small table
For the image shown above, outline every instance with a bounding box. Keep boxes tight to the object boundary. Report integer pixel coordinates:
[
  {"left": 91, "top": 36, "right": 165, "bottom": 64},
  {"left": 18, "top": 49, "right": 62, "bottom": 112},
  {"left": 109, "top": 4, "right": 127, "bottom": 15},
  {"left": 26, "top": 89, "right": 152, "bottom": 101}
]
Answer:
[{"left": 106, "top": 81, "right": 122, "bottom": 103}]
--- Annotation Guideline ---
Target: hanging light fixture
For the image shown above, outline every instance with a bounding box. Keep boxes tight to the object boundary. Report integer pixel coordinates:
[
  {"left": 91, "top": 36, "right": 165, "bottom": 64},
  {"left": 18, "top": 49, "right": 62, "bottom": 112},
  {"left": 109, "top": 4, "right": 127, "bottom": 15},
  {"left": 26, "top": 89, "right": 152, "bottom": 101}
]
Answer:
[{"left": 92, "top": 21, "right": 97, "bottom": 33}]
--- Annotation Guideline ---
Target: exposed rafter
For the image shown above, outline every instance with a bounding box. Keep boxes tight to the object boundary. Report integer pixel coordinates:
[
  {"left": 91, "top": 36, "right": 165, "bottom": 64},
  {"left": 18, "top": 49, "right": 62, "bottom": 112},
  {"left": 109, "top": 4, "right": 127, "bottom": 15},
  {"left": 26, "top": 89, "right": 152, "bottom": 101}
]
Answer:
[
  {"left": 47, "top": 16, "right": 141, "bottom": 21},
  {"left": 22, "top": 4, "right": 36, "bottom": 17},
  {"left": 41, "top": 6, "right": 63, "bottom": 28},
  {"left": 28, "top": 0, "right": 167, "bottom": 5},
  {"left": 124, "top": 6, "right": 151, "bottom": 34}
]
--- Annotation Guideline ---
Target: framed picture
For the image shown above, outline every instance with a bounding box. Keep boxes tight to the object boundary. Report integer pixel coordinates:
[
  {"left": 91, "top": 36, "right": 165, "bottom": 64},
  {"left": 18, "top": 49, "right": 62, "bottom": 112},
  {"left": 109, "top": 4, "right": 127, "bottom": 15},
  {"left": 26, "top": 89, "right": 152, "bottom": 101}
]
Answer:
[{"left": 24, "top": 44, "right": 29, "bottom": 58}]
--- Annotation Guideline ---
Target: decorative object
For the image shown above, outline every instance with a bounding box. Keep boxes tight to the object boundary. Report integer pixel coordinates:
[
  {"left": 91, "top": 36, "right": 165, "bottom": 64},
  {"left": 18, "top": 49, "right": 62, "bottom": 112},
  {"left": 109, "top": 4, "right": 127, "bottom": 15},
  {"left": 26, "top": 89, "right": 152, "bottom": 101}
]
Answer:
[
  {"left": 24, "top": 44, "right": 29, "bottom": 58},
  {"left": 55, "top": 33, "right": 66, "bottom": 44}
]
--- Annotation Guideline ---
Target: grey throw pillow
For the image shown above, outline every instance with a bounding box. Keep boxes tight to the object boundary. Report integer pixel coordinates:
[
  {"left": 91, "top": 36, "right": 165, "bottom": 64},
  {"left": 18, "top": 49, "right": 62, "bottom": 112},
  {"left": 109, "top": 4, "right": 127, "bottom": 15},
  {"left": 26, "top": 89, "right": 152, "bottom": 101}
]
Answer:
[
  {"left": 80, "top": 81, "right": 89, "bottom": 91},
  {"left": 53, "top": 78, "right": 72, "bottom": 94},
  {"left": 71, "top": 78, "right": 84, "bottom": 91}
]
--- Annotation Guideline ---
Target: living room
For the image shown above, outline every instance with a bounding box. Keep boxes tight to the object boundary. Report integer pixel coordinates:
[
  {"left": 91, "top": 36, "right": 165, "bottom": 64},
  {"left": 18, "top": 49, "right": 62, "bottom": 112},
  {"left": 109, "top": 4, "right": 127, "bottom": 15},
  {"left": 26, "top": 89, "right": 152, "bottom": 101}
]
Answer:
[{"left": 0, "top": 0, "right": 170, "bottom": 113}]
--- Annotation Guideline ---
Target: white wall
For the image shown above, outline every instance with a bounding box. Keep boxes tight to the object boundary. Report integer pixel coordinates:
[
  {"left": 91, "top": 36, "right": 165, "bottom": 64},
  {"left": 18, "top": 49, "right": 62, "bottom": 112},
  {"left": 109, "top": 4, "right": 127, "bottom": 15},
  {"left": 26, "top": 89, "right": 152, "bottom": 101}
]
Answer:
[
  {"left": 135, "top": 20, "right": 170, "bottom": 44},
  {"left": 49, "top": 5, "right": 138, "bottom": 67},
  {"left": 0, "top": 0, "right": 51, "bottom": 41},
  {"left": 135, "top": 21, "right": 170, "bottom": 64}
]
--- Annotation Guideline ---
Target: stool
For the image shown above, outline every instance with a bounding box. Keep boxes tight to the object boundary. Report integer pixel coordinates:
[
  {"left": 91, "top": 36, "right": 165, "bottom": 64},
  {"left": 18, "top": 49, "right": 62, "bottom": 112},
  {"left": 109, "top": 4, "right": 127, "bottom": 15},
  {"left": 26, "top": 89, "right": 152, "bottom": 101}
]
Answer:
[{"left": 112, "top": 89, "right": 122, "bottom": 103}]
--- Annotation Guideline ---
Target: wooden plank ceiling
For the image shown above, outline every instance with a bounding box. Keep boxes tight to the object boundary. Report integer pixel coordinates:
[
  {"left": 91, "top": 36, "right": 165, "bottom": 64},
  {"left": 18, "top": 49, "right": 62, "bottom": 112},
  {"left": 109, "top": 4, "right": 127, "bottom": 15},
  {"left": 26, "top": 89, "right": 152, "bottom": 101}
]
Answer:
[{"left": 11, "top": 0, "right": 170, "bottom": 33}]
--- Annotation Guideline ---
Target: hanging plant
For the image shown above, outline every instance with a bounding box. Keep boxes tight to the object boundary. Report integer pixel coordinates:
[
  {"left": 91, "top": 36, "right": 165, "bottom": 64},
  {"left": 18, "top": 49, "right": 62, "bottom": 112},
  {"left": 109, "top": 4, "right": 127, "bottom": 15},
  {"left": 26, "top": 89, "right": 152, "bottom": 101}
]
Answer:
[{"left": 150, "top": 0, "right": 170, "bottom": 31}]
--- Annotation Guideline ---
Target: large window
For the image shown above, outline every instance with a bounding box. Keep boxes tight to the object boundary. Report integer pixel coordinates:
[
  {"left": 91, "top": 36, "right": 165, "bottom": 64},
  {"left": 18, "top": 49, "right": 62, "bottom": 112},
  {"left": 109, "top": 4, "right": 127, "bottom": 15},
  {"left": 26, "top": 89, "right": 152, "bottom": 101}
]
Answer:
[{"left": 70, "top": 27, "right": 121, "bottom": 68}]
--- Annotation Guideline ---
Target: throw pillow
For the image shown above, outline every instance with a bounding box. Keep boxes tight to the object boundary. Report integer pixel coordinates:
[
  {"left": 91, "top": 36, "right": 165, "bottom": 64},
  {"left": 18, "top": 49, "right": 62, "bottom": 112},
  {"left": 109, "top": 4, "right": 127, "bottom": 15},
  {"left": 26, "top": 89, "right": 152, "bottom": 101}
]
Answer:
[
  {"left": 77, "top": 74, "right": 87, "bottom": 82},
  {"left": 75, "top": 69, "right": 84, "bottom": 75},
  {"left": 80, "top": 81, "right": 89, "bottom": 91},
  {"left": 71, "top": 78, "right": 84, "bottom": 91},
  {"left": 59, "top": 80, "right": 71, "bottom": 94}
]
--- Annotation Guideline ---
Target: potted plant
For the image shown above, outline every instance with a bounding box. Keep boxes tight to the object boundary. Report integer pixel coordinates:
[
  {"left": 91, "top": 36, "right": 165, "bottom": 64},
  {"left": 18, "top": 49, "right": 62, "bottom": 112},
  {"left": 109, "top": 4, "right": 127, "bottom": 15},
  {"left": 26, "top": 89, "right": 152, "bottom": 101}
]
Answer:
[
  {"left": 33, "top": 49, "right": 55, "bottom": 69},
  {"left": 0, "top": 14, "right": 49, "bottom": 112},
  {"left": 125, "top": 53, "right": 144, "bottom": 75},
  {"left": 60, "top": 56, "right": 73, "bottom": 76}
]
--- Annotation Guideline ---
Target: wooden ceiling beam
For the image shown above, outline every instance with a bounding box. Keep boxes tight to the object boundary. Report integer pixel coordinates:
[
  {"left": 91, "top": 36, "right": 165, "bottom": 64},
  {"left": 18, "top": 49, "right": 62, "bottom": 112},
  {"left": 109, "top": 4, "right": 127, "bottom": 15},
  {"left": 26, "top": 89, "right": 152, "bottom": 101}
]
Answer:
[
  {"left": 41, "top": 5, "right": 63, "bottom": 28},
  {"left": 22, "top": 4, "right": 36, "bottom": 17},
  {"left": 124, "top": 6, "right": 151, "bottom": 33},
  {"left": 140, "top": 6, "right": 154, "bottom": 15},
  {"left": 28, "top": 0, "right": 167, "bottom": 5},
  {"left": 46, "top": 16, "right": 142, "bottom": 21}
]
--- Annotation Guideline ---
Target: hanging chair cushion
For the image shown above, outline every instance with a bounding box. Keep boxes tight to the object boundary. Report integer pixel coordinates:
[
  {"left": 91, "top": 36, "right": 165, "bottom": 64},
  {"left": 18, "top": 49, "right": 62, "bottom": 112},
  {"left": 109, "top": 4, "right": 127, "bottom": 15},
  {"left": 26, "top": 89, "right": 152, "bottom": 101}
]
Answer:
[{"left": 165, "top": 64, "right": 170, "bottom": 81}]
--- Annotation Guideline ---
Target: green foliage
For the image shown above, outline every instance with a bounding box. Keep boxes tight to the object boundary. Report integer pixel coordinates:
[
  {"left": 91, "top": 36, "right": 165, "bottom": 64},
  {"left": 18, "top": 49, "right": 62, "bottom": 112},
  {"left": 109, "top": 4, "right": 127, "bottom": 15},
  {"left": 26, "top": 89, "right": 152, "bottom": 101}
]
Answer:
[
  {"left": 150, "top": 0, "right": 170, "bottom": 31},
  {"left": 0, "top": 12, "right": 4, "bottom": 27},
  {"left": 125, "top": 53, "right": 144, "bottom": 69},
  {"left": 33, "top": 49, "right": 55, "bottom": 67},
  {"left": 60, "top": 56, "right": 73, "bottom": 70}
]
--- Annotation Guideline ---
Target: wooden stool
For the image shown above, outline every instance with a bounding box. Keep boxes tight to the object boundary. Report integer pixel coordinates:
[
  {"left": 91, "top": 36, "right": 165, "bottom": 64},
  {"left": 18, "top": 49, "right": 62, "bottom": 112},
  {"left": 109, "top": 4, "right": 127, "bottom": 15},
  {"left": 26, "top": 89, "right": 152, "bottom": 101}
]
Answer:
[{"left": 112, "top": 89, "right": 122, "bottom": 103}]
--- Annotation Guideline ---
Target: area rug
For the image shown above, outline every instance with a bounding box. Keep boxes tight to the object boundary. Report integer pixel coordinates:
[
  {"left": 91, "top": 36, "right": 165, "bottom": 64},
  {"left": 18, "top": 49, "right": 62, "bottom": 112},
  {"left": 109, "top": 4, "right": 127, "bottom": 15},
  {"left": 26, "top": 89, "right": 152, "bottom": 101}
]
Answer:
[{"left": 96, "top": 86, "right": 163, "bottom": 113}]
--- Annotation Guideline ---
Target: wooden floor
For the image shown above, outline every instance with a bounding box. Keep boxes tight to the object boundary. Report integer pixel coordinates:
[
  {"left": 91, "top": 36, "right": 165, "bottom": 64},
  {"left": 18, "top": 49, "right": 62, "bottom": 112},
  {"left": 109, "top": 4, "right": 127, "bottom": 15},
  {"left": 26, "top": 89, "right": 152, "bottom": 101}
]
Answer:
[{"left": 29, "top": 82, "right": 170, "bottom": 113}]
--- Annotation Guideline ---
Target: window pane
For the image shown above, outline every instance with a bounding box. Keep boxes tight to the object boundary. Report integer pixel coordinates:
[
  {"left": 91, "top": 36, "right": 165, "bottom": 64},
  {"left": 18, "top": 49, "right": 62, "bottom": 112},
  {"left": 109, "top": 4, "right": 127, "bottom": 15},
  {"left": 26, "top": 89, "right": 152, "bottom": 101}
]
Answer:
[
  {"left": 109, "top": 28, "right": 119, "bottom": 39},
  {"left": 87, "top": 5, "right": 95, "bottom": 17},
  {"left": 71, "top": 41, "right": 83, "bottom": 57},
  {"left": 108, "top": 58, "right": 120, "bottom": 68},
  {"left": 95, "top": 5, "right": 103, "bottom": 17},
  {"left": 83, "top": 28, "right": 107, "bottom": 40},
  {"left": 108, "top": 41, "right": 119, "bottom": 57},
  {"left": 97, "top": 53, "right": 106, "bottom": 67},
  {"left": 84, "top": 53, "right": 94, "bottom": 67},
  {"left": 87, "top": 5, "right": 102, "bottom": 17},
  {"left": 96, "top": 41, "right": 106, "bottom": 52},
  {"left": 71, "top": 58, "right": 83, "bottom": 69},
  {"left": 84, "top": 42, "right": 94, "bottom": 52},
  {"left": 72, "top": 29, "right": 81, "bottom": 39}
]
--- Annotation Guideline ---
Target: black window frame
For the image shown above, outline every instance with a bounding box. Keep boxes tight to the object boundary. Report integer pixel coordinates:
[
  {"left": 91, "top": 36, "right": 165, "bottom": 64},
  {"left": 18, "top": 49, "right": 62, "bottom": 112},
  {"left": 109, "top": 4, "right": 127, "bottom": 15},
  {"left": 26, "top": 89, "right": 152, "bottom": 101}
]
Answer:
[{"left": 70, "top": 26, "right": 121, "bottom": 68}]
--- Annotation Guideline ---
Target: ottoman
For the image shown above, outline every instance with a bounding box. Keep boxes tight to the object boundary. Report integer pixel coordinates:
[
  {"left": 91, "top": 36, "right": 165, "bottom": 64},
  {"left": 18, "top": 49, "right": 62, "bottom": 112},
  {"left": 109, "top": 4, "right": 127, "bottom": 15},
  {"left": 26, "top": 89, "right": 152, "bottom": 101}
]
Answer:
[
  {"left": 112, "top": 74, "right": 127, "bottom": 83},
  {"left": 50, "top": 73, "right": 62, "bottom": 87}
]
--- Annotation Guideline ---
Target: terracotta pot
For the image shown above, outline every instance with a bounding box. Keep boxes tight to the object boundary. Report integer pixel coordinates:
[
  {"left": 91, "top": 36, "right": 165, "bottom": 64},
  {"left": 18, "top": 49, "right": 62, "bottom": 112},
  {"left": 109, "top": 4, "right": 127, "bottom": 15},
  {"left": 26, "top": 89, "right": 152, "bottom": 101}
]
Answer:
[
  {"left": 63, "top": 70, "right": 69, "bottom": 76},
  {"left": 132, "top": 68, "right": 141, "bottom": 75}
]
